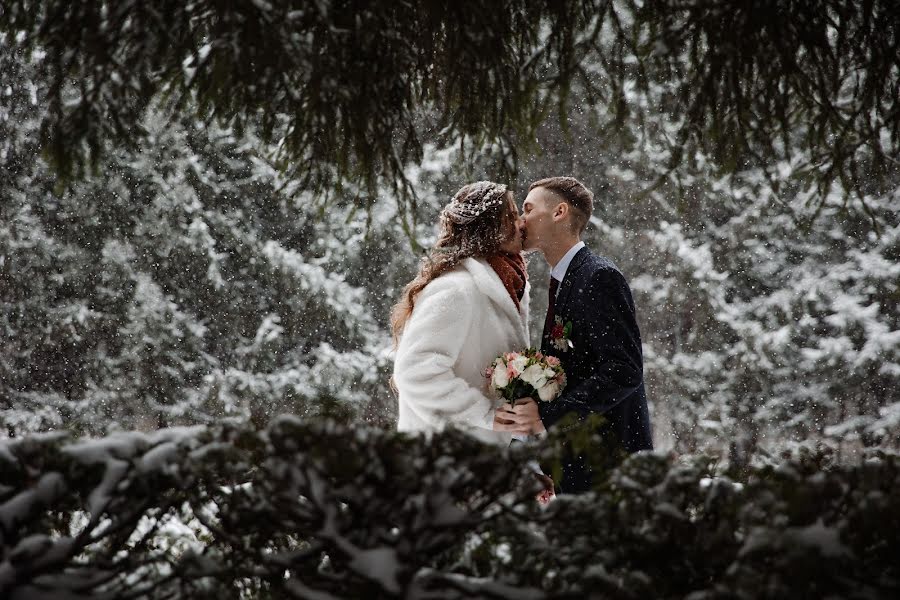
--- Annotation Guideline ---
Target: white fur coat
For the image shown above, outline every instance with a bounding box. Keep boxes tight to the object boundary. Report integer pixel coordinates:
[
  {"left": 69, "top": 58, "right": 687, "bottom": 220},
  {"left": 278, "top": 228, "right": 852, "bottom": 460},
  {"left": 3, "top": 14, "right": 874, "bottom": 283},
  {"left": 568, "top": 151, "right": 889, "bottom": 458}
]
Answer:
[{"left": 394, "top": 257, "right": 531, "bottom": 447}]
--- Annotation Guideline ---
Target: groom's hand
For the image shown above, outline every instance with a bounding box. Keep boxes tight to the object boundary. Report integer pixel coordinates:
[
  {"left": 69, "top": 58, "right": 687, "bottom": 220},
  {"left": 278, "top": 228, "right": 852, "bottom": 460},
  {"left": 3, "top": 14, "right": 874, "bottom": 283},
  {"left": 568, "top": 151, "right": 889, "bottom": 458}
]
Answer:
[
  {"left": 492, "top": 405, "right": 535, "bottom": 435},
  {"left": 510, "top": 398, "right": 546, "bottom": 434}
]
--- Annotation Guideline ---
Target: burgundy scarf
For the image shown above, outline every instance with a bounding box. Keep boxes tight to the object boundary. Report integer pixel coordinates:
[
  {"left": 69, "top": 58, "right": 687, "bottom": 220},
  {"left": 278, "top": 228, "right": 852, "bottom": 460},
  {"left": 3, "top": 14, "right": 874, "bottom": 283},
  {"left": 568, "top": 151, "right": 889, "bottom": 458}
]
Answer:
[{"left": 487, "top": 252, "right": 528, "bottom": 312}]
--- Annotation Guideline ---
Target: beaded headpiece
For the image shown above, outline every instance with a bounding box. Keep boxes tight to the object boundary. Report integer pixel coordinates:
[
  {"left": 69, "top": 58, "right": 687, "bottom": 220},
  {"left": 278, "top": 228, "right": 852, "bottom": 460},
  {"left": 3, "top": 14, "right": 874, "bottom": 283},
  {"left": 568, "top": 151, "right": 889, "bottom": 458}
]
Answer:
[{"left": 441, "top": 181, "right": 508, "bottom": 225}]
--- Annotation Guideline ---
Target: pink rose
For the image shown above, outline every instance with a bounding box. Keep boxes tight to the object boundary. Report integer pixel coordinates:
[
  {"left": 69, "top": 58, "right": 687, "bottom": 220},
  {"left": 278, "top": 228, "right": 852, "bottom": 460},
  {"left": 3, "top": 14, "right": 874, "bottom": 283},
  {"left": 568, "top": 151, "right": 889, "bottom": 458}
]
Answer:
[{"left": 546, "top": 356, "right": 561, "bottom": 367}]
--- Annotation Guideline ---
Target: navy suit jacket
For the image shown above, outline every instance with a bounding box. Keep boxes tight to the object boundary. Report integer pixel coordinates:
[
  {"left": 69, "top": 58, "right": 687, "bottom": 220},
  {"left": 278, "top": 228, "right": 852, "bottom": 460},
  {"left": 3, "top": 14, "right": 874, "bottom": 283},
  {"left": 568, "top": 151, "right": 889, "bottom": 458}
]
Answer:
[{"left": 538, "top": 246, "right": 653, "bottom": 493}]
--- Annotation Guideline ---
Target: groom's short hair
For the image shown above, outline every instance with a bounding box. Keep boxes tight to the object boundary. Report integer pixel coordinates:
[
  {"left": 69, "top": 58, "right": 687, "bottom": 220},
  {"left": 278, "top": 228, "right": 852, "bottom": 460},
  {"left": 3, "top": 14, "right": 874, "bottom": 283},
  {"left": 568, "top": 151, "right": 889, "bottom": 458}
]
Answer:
[{"left": 529, "top": 176, "right": 594, "bottom": 234}]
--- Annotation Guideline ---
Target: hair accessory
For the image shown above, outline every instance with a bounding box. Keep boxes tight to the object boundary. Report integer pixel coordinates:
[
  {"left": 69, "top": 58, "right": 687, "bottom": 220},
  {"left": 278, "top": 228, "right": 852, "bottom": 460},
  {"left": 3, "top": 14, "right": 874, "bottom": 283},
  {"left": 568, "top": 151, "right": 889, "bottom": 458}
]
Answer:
[{"left": 441, "top": 181, "right": 508, "bottom": 225}]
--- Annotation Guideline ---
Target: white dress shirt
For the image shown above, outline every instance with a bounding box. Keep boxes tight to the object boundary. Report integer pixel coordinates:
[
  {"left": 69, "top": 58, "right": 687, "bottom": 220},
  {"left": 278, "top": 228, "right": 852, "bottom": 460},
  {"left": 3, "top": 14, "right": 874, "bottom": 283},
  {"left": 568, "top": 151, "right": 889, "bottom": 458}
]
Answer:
[{"left": 549, "top": 241, "right": 585, "bottom": 299}]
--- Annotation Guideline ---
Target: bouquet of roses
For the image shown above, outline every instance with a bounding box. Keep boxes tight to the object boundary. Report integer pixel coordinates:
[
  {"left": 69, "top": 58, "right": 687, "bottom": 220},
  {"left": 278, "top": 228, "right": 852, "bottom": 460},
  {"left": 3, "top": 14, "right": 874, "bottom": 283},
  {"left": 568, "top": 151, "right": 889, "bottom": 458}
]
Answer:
[{"left": 484, "top": 348, "right": 566, "bottom": 404}]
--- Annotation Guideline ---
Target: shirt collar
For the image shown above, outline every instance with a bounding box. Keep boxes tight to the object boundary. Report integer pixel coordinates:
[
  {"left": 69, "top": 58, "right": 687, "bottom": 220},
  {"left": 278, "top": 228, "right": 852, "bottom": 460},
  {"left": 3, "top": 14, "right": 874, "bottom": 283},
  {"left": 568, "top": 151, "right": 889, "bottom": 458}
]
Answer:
[{"left": 550, "top": 241, "right": 585, "bottom": 284}]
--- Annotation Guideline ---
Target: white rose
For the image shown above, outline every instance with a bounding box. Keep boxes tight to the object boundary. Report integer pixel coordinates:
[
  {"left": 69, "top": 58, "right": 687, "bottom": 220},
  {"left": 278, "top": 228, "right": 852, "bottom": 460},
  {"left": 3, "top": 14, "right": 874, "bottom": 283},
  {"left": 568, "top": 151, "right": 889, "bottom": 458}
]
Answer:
[
  {"left": 520, "top": 364, "right": 548, "bottom": 390},
  {"left": 491, "top": 364, "right": 510, "bottom": 389},
  {"left": 537, "top": 380, "right": 561, "bottom": 402},
  {"left": 509, "top": 355, "right": 528, "bottom": 377},
  {"left": 543, "top": 368, "right": 556, "bottom": 380}
]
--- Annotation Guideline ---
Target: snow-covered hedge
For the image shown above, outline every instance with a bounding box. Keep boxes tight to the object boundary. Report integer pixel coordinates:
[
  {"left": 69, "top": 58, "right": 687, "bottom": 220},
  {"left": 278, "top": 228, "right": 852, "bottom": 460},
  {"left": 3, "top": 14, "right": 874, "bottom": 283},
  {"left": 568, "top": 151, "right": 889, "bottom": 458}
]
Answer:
[{"left": 1, "top": 418, "right": 898, "bottom": 598}]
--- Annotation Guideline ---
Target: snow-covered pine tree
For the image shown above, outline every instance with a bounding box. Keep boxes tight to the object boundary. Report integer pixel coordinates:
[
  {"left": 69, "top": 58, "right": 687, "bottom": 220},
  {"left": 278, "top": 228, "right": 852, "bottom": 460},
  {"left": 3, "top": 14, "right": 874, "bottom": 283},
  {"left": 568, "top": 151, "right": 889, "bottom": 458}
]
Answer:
[{"left": 1, "top": 42, "right": 389, "bottom": 436}]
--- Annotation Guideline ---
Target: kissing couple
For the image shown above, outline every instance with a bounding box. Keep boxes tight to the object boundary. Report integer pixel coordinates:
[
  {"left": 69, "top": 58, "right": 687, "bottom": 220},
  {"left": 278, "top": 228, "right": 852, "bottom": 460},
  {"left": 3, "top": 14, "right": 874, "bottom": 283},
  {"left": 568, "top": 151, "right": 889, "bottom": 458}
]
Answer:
[{"left": 392, "top": 178, "right": 653, "bottom": 496}]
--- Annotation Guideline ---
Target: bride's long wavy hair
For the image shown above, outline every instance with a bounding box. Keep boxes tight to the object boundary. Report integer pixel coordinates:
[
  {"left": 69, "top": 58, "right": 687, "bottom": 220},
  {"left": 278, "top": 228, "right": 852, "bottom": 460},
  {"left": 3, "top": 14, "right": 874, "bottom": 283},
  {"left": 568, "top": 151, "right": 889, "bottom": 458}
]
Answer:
[{"left": 390, "top": 181, "right": 518, "bottom": 346}]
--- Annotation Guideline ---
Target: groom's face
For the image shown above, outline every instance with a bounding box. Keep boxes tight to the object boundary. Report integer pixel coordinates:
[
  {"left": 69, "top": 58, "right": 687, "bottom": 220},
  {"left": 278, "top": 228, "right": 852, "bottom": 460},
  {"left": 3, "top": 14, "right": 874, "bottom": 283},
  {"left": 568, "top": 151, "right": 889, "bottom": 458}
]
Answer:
[{"left": 521, "top": 187, "right": 559, "bottom": 252}]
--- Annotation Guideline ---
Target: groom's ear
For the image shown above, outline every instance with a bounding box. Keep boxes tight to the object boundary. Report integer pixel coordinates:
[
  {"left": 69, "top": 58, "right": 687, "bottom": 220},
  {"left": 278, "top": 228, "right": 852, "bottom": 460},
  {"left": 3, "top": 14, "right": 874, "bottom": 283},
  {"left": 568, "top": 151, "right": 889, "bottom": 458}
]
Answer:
[{"left": 552, "top": 200, "right": 569, "bottom": 222}]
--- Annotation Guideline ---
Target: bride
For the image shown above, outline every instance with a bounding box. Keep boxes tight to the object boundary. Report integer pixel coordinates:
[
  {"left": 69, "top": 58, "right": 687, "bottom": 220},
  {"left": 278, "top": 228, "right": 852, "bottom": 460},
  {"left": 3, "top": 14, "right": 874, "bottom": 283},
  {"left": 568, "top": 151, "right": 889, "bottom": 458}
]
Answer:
[{"left": 391, "top": 181, "right": 542, "bottom": 445}]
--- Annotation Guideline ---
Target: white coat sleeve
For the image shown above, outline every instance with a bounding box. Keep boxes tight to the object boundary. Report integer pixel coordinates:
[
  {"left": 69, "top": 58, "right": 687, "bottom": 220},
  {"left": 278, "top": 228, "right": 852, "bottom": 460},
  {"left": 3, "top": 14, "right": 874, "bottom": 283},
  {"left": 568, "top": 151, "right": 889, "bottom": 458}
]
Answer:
[
  {"left": 520, "top": 280, "right": 531, "bottom": 343},
  {"left": 393, "top": 282, "right": 495, "bottom": 431}
]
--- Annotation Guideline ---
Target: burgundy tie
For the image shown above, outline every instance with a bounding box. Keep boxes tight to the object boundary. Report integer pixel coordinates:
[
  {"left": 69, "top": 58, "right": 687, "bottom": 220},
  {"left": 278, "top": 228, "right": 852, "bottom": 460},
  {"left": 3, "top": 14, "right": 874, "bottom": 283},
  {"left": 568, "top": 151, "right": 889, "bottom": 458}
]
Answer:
[{"left": 543, "top": 277, "right": 560, "bottom": 340}]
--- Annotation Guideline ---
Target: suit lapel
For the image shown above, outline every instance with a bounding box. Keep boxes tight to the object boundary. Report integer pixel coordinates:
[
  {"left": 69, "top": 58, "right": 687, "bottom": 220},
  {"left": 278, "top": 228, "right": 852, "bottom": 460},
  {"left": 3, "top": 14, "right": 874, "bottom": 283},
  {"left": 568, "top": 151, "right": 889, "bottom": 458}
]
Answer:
[
  {"left": 541, "top": 247, "right": 591, "bottom": 350},
  {"left": 553, "top": 246, "right": 591, "bottom": 317}
]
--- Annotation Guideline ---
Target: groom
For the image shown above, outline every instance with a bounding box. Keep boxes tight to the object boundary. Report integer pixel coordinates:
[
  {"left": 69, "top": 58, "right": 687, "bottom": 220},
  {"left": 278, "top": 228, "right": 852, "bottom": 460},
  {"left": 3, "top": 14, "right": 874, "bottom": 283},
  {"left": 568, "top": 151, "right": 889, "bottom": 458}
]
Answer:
[{"left": 509, "top": 176, "right": 652, "bottom": 493}]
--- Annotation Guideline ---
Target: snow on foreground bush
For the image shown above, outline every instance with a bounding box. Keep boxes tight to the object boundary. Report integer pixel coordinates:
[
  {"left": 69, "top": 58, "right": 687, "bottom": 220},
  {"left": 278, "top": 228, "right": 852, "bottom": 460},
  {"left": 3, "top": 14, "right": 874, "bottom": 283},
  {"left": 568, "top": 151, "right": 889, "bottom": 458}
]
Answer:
[{"left": 1, "top": 417, "right": 898, "bottom": 599}]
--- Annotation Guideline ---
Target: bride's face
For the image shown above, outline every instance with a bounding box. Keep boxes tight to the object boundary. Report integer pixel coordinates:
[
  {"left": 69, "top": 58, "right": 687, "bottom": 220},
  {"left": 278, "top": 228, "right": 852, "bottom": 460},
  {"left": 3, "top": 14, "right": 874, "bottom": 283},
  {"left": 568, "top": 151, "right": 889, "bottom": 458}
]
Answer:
[{"left": 498, "top": 197, "right": 524, "bottom": 254}]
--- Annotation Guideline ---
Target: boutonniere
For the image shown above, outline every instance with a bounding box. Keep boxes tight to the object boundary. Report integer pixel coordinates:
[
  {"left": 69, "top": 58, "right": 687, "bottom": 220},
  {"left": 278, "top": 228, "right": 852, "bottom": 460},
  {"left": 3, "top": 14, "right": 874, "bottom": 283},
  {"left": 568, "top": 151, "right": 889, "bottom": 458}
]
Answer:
[{"left": 550, "top": 315, "right": 574, "bottom": 352}]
